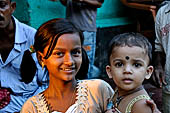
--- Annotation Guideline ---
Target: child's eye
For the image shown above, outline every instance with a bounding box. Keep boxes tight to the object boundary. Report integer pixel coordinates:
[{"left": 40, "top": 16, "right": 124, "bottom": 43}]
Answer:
[
  {"left": 133, "top": 63, "right": 142, "bottom": 68},
  {"left": 115, "top": 62, "right": 123, "bottom": 68}
]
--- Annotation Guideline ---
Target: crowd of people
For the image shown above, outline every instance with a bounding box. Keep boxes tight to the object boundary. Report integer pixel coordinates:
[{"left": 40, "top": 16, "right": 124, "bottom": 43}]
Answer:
[{"left": 0, "top": 0, "right": 168, "bottom": 112}]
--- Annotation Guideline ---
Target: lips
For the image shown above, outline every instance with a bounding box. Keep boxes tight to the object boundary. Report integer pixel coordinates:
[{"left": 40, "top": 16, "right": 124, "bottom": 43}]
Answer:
[
  {"left": 62, "top": 68, "right": 74, "bottom": 71},
  {"left": 60, "top": 67, "right": 76, "bottom": 73},
  {"left": 122, "top": 78, "right": 133, "bottom": 84}
]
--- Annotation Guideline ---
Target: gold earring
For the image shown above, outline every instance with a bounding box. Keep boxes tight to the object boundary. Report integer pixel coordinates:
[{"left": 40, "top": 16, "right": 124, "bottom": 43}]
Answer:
[{"left": 42, "top": 62, "right": 44, "bottom": 70}]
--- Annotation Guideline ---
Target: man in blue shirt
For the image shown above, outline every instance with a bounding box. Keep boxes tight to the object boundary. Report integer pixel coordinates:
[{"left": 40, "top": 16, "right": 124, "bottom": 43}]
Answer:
[{"left": 0, "top": 0, "right": 48, "bottom": 112}]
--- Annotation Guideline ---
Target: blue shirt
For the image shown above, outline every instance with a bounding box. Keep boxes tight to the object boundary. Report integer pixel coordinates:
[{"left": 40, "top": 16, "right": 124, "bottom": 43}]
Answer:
[{"left": 0, "top": 17, "right": 49, "bottom": 113}]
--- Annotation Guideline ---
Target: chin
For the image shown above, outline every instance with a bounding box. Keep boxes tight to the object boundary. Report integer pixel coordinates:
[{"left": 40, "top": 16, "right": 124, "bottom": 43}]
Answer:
[{"left": 64, "top": 75, "right": 75, "bottom": 81}]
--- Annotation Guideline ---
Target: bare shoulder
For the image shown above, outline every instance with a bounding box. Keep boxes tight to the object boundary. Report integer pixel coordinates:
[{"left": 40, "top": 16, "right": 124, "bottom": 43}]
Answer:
[{"left": 132, "top": 99, "right": 152, "bottom": 113}]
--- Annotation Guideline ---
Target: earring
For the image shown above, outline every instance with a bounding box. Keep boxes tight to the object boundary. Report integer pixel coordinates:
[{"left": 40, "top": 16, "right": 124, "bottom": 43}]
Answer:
[
  {"left": 145, "top": 76, "right": 150, "bottom": 79},
  {"left": 42, "top": 62, "right": 44, "bottom": 70}
]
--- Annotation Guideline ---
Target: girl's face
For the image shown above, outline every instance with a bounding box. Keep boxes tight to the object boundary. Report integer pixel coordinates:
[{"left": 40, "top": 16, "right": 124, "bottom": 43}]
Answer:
[
  {"left": 42, "top": 33, "right": 82, "bottom": 82},
  {"left": 106, "top": 46, "right": 153, "bottom": 95}
]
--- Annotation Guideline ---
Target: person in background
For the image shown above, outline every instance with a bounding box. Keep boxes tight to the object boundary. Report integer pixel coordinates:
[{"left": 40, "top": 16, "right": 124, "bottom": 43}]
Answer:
[
  {"left": 0, "top": 0, "right": 48, "bottom": 112},
  {"left": 154, "top": 1, "right": 170, "bottom": 113},
  {"left": 59, "top": 0, "right": 104, "bottom": 78},
  {"left": 106, "top": 32, "right": 160, "bottom": 113},
  {"left": 120, "top": 0, "right": 157, "bottom": 21}
]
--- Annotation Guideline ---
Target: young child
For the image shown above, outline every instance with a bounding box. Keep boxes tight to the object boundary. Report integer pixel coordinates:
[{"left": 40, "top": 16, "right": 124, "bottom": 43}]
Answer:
[{"left": 106, "top": 32, "right": 154, "bottom": 113}]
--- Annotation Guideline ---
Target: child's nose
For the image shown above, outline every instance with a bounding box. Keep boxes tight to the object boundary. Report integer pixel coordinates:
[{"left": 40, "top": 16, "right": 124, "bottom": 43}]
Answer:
[{"left": 123, "top": 65, "right": 132, "bottom": 74}]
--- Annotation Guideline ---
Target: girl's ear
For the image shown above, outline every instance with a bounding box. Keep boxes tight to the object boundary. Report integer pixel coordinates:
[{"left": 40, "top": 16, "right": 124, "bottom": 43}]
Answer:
[
  {"left": 106, "top": 65, "right": 113, "bottom": 79},
  {"left": 145, "top": 65, "right": 154, "bottom": 79},
  {"left": 37, "top": 51, "right": 45, "bottom": 66}
]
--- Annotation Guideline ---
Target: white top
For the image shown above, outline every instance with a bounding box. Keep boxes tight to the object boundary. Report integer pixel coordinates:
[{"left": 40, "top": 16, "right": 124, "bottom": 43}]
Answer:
[{"left": 21, "top": 79, "right": 114, "bottom": 113}]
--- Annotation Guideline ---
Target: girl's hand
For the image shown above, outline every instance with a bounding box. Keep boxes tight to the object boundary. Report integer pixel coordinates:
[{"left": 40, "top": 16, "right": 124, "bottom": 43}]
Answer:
[{"left": 105, "top": 108, "right": 122, "bottom": 113}]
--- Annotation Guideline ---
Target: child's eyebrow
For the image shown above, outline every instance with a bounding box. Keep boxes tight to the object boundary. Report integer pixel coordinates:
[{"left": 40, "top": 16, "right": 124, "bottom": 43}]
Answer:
[
  {"left": 132, "top": 59, "right": 145, "bottom": 63},
  {"left": 112, "top": 59, "right": 122, "bottom": 62}
]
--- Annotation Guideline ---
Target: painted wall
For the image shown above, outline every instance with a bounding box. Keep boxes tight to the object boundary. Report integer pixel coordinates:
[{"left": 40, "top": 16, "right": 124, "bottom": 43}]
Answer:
[
  {"left": 13, "top": 0, "right": 134, "bottom": 29},
  {"left": 27, "top": 0, "right": 66, "bottom": 29},
  {"left": 97, "top": 0, "right": 135, "bottom": 28},
  {"left": 13, "top": 0, "right": 30, "bottom": 24}
]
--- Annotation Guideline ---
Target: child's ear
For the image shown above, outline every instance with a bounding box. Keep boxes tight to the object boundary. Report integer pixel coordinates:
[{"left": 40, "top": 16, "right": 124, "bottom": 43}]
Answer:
[
  {"left": 145, "top": 66, "right": 154, "bottom": 79},
  {"left": 106, "top": 65, "right": 113, "bottom": 79}
]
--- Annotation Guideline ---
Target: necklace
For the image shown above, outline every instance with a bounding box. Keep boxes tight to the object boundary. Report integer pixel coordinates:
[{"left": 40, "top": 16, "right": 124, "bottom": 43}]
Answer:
[
  {"left": 113, "top": 86, "right": 143, "bottom": 108},
  {"left": 43, "top": 81, "right": 77, "bottom": 112}
]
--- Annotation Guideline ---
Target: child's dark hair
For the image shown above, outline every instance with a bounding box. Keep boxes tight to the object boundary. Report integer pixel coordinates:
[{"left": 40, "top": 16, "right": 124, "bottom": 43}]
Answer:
[
  {"left": 20, "top": 18, "right": 89, "bottom": 83},
  {"left": 108, "top": 32, "right": 152, "bottom": 65}
]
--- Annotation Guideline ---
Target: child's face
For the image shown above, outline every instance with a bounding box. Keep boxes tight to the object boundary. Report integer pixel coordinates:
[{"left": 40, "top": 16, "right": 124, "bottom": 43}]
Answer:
[
  {"left": 106, "top": 46, "right": 153, "bottom": 93},
  {"left": 40, "top": 33, "right": 82, "bottom": 82}
]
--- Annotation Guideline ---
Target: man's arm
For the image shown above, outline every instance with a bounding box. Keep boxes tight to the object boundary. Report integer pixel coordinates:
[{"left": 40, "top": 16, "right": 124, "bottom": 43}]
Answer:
[
  {"left": 153, "top": 8, "right": 167, "bottom": 87},
  {"left": 153, "top": 51, "right": 166, "bottom": 87},
  {"left": 120, "top": 0, "right": 156, "bottom": 11},
  {"left": 76, "top": 0, "right": 103, "bottom": 8}
]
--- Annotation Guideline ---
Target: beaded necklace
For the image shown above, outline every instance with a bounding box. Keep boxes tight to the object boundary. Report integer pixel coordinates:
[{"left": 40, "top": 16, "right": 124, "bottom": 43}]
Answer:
[{"left": 113, "top": 86, "right": 143, "bottom": 108}]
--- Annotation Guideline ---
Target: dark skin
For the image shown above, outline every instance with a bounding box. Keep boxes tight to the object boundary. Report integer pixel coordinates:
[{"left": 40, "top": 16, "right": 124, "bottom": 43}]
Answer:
[
  {"left": 59, "top": 0, "right": 102, "bottom": 8},
  {"left": 0, "top": 0, "right": 16, "bottom": 62},
  {"left": 120, "top": 0, "right": 157, "bottom": 21},
  {"left": 153, "top": 52, "right": 167, "bottom": 88}
]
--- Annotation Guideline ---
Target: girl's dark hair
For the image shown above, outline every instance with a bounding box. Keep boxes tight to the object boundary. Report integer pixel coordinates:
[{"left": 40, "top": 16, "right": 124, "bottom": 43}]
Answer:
[
  {"left": 20, "top": 18, "right": 89, "bottom": 83},
  {"left": 108, "top": 32, "right": 152, "bottom": 65}
]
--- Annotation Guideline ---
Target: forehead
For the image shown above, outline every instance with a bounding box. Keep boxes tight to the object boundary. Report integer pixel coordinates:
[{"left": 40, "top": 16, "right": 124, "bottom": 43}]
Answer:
[
  {"left": 54, "top": 33, "right": 81, "bottom": 48},
  {"left": 110, "top": 46, "right": 149, "bottom": 61}
]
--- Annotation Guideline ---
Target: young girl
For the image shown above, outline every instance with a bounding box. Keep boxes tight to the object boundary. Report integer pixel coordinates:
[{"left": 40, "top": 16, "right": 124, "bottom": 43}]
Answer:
[
  {"left": 20, "top": 18, "right": 114, "bottom": 113},
  {"left": 106, "top": 32, "right": 154, "bottom": 113}
]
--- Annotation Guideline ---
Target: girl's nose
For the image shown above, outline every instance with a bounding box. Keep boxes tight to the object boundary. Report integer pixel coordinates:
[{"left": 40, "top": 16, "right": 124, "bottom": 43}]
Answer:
[{"left": 64, "top": 53, "right": 74, "bottom": 65}]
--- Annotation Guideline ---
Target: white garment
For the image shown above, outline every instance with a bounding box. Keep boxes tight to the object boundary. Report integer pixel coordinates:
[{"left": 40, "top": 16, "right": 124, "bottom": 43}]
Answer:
[{"left": 21, "top": 79, "right": 114, "bottom": 113}]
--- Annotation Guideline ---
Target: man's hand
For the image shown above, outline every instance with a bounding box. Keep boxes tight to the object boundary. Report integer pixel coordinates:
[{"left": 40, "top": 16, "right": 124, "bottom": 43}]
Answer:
[
  {"left": 146, "top": 99, "right": 161, "bottom": 113},
  {"left": 153, "top": 66, "right": 167, "bottom": 88}
]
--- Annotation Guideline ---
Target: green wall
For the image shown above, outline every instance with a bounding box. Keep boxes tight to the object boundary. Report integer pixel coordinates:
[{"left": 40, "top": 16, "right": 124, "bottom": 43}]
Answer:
[
  {"left": 13, "top": 0, "right": 66, "bottom": 29},
  {"left": 13, "top": 0, "right": 30, "bottom": 24},
  {"left": 97, "top": 0, "right": 135, "bottom": 28},
  {"left": 13, "top": 0, "right": 134, "bottom": 29},
  {"left": 27, "top": 0, "right": 66, "bottom": 29}
]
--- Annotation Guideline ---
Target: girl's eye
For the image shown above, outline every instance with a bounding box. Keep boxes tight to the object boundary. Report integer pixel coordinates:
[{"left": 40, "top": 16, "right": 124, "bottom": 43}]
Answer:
[
  {"left": 115, "top": 62, "right": 123, "bottom": 68},
  {"left": 72, "top": 50, "right": 81, "bottom": 56},
  {"left": 55, "top": 52, "right": 64, "bottom": 57},
  {"left": 133, "top": 63, "right": 142, "bottom": 68}
]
